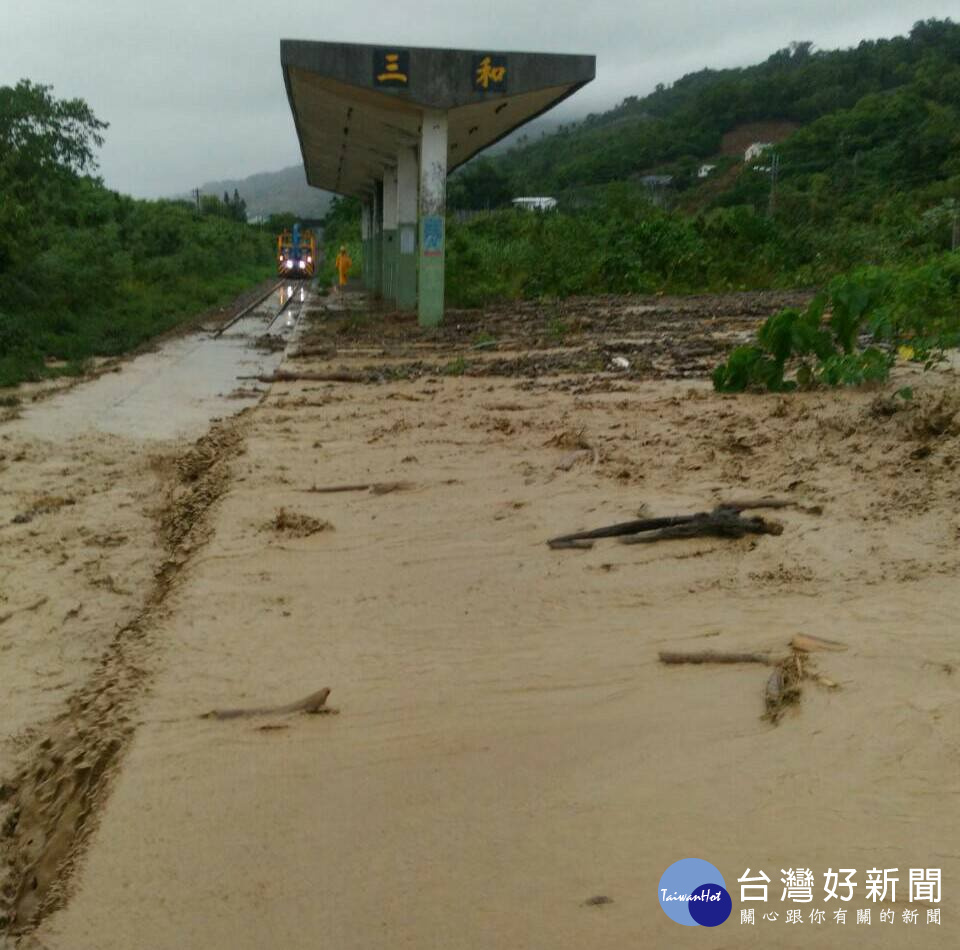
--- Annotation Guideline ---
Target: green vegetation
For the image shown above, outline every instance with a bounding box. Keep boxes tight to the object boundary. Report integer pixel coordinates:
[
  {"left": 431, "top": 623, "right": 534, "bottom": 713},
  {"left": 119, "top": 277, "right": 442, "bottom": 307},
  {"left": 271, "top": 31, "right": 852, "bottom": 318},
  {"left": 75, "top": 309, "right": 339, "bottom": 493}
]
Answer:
[
  {"left": 712, "top": 254, "right": 960, "bottom": 391},
  {"left": 444, "top": 19, "right": 960, "bottom": 309},
  {"left": 0, "top": 80, "right": 274, "bottom": 388}
]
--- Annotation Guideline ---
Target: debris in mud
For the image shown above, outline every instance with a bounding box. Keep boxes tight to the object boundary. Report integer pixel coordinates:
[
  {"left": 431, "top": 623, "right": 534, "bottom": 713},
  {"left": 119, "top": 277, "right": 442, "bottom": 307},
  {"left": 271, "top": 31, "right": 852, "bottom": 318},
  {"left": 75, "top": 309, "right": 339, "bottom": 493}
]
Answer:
[
  {"left": 547, "top": 501, "right": 788, "bottom": 549},
  {"left": 268, "top": 508, "right": 332, "bottom": 537},
  {"left": 300, "top": 480, "right": 412, "bottom": 496},
  {"left": 764, "top": 652, "right": 805, "bottom": 723},
  {"left": 10, "top": 495, "right": 75, "bottom": 525},
  {"left": 659, "top": 635, "right": 846, "bottom": 725},
  {"left": 201, "top": 686, "right": 338, "bottom": 720},
  {"left": 910, "top": 390, "right": 960, "bottom": 439},
  {"left": 544, "top": 426, "right": 591, "bottom": 450},
  {"left": 226, "top": 387, "right": 264, "bottom": 400},
  {"left": 584, "top": 895, "right": 614, "bottom": 907},
  {"left": 253, "top": 333, "right": 286, "bottom": 352},
  {"left": 0, "top": 597, "right": 49, "bottom": 627},
  {"left": 790, "top": 634, "right": 848, "bottom": 653},
  {"left": 251, "top": 369, "right": 371, "bottom": 384},
  {"left": 658, "top": 650, "right": 774, "bottom": 666}
]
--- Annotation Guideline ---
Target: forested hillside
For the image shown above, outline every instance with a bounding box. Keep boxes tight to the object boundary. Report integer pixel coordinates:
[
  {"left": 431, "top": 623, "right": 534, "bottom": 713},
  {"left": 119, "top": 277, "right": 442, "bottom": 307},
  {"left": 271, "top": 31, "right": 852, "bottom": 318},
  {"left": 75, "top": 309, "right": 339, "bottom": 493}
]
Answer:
[
  {"left": 195, "top": 165, "right": 334, "bottom": 221},
  {"left": 432, "top": 19, "right": 960, "bottom": 305},
  {"left": 451, "top": 18, "right": 960, "bottom": 213}
]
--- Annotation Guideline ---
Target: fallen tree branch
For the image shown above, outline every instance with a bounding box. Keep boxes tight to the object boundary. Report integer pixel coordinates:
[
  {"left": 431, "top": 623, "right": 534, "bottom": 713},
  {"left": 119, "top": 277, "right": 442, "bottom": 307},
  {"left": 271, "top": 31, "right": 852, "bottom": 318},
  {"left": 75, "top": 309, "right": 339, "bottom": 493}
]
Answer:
[
  {"left": 200, "top": 687, "right": 337, "bottom": 720},
  {"left": 547, "top": 506, "right": 782, "bottom": 548},
  {"left": 620, "top": 511, "right": 782, "bottom": 544},
  {"left": 300, "top": 481, "right": 412, "bottom": 495},
  {"left": 239, "top": 370, "right": 368, "bottom": 384},
  {"left": 659, "top": 650, "right": 775, "bottom": 665}
]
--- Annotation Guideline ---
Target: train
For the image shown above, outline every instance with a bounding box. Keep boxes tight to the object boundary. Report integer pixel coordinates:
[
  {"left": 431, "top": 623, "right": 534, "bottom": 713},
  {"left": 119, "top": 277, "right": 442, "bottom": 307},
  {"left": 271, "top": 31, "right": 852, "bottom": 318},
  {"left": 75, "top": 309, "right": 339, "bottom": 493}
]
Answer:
[{"left": 276, "top": 224, "right": 318, "bottom": 278}]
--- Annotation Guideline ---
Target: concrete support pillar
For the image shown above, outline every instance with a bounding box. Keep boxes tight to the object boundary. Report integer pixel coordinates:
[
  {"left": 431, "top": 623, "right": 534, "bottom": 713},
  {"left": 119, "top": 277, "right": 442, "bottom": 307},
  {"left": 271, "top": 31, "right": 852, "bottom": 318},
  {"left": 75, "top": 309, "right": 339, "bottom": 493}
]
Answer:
[
  {"left": 382, "top": 167, "right": 398, "bottom": 305},
  {"left": 418, "top": 110, "right": 447, "bottom": 326},
  {"left": 396, "top": 146, "right": 418, "bottom": 311},
  {"left": 371, "top": 181, "right": 383, "bottom": 297},
  {"left": 360, "top": 201, "right": 371, "bottom": 290}
]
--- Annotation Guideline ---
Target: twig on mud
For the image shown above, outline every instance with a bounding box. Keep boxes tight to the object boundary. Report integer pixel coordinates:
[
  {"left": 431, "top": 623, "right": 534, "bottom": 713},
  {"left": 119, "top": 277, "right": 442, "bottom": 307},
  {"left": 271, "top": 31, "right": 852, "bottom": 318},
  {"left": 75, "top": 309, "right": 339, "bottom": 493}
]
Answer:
[
  {"left": 0, "top": 596, "right": 49, "bottom": 626},
  {"left": 658, "top": 650, "right": 775, "bottom": 666},
  {"left": 200, "top": 687, "right": 338, "bottom": 720},
  {"left": 242, "top": 369, "right": 368, "bottom": 384},
  {"left": 299, "top": 481, "right": 413, "bottom": 495}
]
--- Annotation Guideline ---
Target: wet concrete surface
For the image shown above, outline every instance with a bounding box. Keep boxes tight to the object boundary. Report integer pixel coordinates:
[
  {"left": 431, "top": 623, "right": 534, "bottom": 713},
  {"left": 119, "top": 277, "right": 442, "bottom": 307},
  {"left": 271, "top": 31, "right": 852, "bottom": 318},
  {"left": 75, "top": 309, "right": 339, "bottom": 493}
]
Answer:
[{"left": 9, "top": 285, "right": 310, "bottom": 442}]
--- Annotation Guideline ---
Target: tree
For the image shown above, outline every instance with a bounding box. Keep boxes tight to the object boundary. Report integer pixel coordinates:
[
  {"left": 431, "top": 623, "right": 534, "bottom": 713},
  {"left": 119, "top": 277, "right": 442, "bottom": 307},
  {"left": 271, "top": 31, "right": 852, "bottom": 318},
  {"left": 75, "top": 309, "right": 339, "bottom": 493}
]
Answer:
[{"left": 0, "top": 79, "right": 107, "bottom": 176}]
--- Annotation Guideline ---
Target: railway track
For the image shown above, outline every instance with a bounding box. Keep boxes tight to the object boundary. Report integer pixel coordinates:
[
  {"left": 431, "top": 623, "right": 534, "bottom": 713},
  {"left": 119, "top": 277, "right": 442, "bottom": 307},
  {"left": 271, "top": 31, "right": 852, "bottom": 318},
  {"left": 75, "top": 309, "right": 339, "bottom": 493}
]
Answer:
[{"left": 213, "top": 281, "right": 307, "bottom": 338}]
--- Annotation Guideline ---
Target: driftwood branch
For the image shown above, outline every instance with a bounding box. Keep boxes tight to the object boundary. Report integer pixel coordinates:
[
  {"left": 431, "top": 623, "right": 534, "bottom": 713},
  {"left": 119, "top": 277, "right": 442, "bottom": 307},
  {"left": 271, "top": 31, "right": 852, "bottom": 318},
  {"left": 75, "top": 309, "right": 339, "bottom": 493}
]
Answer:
[
  {"left": 620, "top": 511, "right": 782, "bottom": 544},
  {"left": 659, "top": 650, "right": 775, "bottom": 665},
  {"left": 239, "top": 370, "right": 367, "bottom": 384},
  {"left": 547, "top": 506, "right": 782, "bottom": 549},
  {"left": 300, "top": 481, "right": 412, "bottom": 496},
  {"left": 200, "top": 687, "right": 337, "bottom": 720}
]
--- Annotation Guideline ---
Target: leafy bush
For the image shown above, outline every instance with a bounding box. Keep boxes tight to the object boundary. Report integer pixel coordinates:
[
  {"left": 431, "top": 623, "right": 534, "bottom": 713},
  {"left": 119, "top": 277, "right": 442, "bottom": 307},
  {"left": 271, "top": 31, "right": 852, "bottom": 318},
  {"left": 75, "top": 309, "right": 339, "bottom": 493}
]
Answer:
[{"left": 713, "top": 256, "right": 960, "bottom": 392}]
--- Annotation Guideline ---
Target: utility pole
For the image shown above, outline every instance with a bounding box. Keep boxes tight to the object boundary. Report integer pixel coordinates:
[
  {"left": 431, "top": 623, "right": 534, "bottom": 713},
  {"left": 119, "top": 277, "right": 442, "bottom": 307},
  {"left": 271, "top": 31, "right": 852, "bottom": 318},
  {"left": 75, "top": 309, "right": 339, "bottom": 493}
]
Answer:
[
  {"left": 192, "top": 187, "right": 201, "bottom": 215},
  {"left": 767, "top": 152, "right": 780, "bottom": 219}
]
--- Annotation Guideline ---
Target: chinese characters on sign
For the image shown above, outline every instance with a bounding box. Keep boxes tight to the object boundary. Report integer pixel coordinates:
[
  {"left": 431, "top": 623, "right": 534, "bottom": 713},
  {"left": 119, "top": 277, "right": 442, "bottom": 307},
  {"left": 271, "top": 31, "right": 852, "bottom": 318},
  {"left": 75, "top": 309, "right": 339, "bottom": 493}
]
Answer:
[
  {"left": 473, "top": 55, "right": 507, "bottom": 92},
  {"left": 374, "top": 50, "right": 409, "bottom": 87},
  {"left": 735, "top": 868, "right": 942, "bottom": 924}
]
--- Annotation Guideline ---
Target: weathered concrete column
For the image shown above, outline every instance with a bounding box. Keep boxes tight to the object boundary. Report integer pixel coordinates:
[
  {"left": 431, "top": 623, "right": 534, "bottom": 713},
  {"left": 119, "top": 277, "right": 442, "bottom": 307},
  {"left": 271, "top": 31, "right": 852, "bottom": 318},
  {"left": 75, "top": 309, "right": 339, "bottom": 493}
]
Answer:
[
  {"left": 396, "top": 147, "right": 418, "bottom": 311},
  {"left": 418, "top": 110, "right": 447, "bottom": 326},
  {"left": 360, "top": 201, "right": 371, "bottom": 290},
  {"left": 382, "top": 168, "right": 398, "bottom": 305}
]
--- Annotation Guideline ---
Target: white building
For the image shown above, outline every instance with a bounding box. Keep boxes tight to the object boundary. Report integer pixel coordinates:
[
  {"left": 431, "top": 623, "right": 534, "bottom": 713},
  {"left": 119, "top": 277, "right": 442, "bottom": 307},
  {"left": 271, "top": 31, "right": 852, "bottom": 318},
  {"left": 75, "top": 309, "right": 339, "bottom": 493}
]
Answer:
[
  {"left": 744, "top": 142, "right": 773, "bottom": 162},
  {"left": 511, "top": 196, "right": 558, "bottom": 212},
  {"left": 698, "top": 164, "right": 717, "bottom": 178}
]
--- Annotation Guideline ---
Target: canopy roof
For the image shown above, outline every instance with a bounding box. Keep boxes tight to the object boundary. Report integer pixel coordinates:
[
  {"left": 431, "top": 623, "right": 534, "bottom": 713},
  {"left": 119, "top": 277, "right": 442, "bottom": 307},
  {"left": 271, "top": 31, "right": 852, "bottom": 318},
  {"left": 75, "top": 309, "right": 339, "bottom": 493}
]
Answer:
[{"left": 281, "top": 40, "right": 596, "bottom": 198}]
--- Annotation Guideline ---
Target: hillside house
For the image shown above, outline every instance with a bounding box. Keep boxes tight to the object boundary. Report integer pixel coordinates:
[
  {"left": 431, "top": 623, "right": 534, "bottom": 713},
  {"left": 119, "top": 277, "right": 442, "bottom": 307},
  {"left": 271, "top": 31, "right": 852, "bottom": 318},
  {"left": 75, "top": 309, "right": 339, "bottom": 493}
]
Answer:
[
  {"left": 698, "top": 164, "right": 717, "bottom": 178},
  {"left": 512, "top": 196, "right": 558, "bottom": 212},
  {"left": 744, "top": 142, "right": 773, "bottom": 162}
]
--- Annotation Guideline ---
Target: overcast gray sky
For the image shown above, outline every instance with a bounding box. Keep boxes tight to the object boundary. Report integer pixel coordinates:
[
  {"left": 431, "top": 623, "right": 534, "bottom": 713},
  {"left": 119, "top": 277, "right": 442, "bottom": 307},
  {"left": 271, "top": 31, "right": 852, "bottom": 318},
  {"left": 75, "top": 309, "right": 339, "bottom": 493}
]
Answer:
[{"left": 3, "top": 1, "right": 956, "bottom": 197}]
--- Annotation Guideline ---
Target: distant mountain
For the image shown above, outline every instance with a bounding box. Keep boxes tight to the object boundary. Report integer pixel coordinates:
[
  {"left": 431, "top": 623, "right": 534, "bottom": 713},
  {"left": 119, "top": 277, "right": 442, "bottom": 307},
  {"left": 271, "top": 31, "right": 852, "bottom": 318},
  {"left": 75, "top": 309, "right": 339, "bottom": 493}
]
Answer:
[{"left": 194, "top": 165, "right": 334, "bottom": 220}]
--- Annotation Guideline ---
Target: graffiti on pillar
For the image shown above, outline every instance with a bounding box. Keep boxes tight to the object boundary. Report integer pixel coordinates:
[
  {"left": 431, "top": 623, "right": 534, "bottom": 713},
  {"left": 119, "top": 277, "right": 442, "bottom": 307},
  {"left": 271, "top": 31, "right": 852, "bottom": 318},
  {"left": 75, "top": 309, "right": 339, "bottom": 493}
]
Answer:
[
  {"left": 374, "top": 50, "right": 410, "bottom": 87},
  {"left": 473, "top": 55, "right": 507, "bottom": 92},
  {"left": 422, "top": 216, "right": 444, "bottom": 257}
]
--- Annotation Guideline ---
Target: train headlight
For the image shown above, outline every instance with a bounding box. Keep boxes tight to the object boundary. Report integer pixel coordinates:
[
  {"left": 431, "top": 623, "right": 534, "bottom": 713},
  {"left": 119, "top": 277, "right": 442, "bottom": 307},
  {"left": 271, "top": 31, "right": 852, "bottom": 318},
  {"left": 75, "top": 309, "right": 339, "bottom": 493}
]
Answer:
[
  {"left": 285, "top": 260, "right": 294, "bottom": 269},
  {"left": 299, "top": 260, "right": 306, "bottom": 270},
  {"left": 307, "top": 255, "right": 312, "bottom": 263}
]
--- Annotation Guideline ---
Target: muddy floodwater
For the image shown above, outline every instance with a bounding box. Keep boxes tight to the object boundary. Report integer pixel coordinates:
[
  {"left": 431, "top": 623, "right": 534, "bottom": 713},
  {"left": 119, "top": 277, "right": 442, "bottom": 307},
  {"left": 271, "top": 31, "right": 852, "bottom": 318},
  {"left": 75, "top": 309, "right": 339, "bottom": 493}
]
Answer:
[
  {"left": 2, "top": 287, "right": 959, "bottom": 949},
  {"left": 8, "top": 286, "right": 306, "bottom": 441}
]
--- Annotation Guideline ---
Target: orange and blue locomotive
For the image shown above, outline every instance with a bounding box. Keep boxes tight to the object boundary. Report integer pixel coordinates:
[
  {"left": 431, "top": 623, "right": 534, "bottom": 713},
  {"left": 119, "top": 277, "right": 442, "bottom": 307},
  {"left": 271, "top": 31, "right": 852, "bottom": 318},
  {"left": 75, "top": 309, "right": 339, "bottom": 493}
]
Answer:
[{"left": 277, "top": 224, "right": 318, "bottom": 278}]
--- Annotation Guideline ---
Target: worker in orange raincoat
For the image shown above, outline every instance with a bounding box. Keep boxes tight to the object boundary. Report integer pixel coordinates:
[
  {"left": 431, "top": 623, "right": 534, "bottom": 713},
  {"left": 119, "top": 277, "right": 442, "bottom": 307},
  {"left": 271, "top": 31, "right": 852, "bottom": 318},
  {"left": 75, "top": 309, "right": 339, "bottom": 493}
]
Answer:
[{"left": 334, "top": 245, "right": 352, "bottom": 291}]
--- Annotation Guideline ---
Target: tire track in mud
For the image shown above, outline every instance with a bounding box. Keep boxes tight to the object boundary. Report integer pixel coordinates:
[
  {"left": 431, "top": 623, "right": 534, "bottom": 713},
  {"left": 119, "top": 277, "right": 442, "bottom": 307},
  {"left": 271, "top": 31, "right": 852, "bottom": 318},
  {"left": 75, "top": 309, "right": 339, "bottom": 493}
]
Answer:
[{"left": 0, "top": 413, "right": 249, "bottom": 936}]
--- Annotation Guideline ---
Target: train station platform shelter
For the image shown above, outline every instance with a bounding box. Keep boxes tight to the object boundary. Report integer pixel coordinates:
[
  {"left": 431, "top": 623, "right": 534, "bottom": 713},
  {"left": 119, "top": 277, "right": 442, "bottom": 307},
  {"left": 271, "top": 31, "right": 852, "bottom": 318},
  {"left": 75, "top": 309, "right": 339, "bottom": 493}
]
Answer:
[{"left": 280, "top": 40, "right": 595, "bottom": 325}]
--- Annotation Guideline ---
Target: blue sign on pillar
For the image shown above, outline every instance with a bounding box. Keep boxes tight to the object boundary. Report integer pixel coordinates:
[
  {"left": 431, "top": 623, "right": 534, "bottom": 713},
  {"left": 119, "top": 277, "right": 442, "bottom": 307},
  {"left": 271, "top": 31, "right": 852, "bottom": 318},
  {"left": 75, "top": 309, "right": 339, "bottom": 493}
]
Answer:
[{"left": 422, "top": 216, "right": 444, "bottom": 257}]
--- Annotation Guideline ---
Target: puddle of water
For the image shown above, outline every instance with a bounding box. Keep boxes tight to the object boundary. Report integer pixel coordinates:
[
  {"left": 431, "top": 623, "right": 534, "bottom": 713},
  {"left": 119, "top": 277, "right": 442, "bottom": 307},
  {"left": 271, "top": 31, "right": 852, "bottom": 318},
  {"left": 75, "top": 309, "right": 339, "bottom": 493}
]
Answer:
[{"left": 9, "top": 296, "right": 308, "bottom": 443}]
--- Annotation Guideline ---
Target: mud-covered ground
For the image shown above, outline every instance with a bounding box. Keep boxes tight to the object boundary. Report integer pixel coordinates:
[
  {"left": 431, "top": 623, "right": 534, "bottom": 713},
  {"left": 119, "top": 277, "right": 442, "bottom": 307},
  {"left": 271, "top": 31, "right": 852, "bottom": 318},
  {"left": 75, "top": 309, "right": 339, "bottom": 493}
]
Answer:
[
  {"left": 2, "top": 286, "right": 959, "bottom": 950},
  {"left": 292, "top": 290, "right": 813, "bottom": 382}
]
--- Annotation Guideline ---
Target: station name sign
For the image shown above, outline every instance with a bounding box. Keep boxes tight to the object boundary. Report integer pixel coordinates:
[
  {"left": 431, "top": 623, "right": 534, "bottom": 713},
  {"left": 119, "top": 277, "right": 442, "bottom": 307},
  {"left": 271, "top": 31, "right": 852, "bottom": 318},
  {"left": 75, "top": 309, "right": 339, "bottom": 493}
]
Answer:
[{"left": 372, "top": 50, "right": 509, "bottom": 93}]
